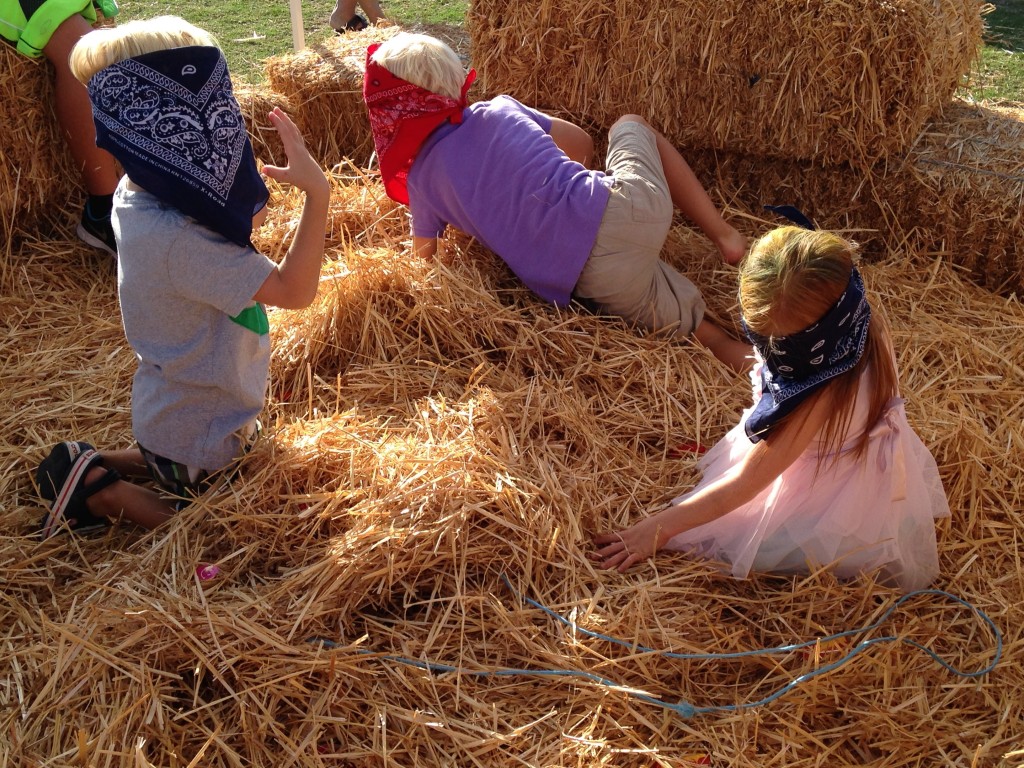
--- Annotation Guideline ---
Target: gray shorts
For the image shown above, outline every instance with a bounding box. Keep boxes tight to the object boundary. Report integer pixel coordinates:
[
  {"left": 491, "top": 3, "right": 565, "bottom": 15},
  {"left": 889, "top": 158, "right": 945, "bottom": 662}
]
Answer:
[{"left": 572, "top": 121, "right": 705, "bottom": 337}]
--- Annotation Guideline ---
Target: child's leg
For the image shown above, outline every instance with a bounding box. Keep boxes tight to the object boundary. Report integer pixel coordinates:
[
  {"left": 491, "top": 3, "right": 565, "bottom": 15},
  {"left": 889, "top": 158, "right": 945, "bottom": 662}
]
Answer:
[
  {"left": 331, "top": 0, "right": 384, "bottom": 28},
  {"left": 575, "top": 117, "right": 749, "bottom": 371},
  {"left": 100, "top": 448, "right": 156, "bottom": 480},
  {"left": 357, "top": 0, "right": 385, "bottom": 22},
  {"left": 82, "top": 463, "right": 177, "bottom": 530},
  {"left": 330, "top": 0, "right": 355, "bottom": 27},
  {"left": 612, "top": 115, "right": 747, "bottom": 266},
  {"left": 43, "top": 15, "right": 120, "bottom": 198}
]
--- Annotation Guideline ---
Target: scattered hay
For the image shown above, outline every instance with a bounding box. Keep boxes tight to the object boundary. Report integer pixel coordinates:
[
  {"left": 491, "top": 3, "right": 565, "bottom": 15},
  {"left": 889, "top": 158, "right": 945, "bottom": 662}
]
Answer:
[
  {"left": 467, "top": 0, "right": 984, "bottom": 167},
  {"left": 2, "top": 180, "right": 1021, "bottom": 764},
  {"left": 0, "top": 10, "right": 1020, "bottom": 763}
]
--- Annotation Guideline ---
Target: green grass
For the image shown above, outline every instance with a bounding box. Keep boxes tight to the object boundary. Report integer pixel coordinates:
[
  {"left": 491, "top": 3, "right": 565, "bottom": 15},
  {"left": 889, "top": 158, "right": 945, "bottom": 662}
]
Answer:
[
  {"left": 114, "top": 0, "right": 468, "bottom": 82},
  {"left": 116, "top": 0, "right": 1024, "bottom": 102},
  {"left": 971, "top": 46, "right": 1024, "bottom": 101},
  {"left": 970, "top": 2, "right": 1024, "bottom": 101}
]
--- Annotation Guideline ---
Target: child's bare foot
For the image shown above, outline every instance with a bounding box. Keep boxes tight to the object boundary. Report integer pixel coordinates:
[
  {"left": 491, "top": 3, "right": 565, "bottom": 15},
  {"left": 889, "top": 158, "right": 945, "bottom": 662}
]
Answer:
[{"left": 715, "top": 227, "right": 748, "bottom": 266}]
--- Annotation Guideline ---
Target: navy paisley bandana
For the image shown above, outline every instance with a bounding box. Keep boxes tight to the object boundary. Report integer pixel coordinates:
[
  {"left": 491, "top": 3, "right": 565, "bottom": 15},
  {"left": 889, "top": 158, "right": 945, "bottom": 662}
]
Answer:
[
  {"left": 742, "top": 266, "right": 871, "bottom": 442},
  {"left": 88, "top": 46, "right": 268, "bottom": 247}
]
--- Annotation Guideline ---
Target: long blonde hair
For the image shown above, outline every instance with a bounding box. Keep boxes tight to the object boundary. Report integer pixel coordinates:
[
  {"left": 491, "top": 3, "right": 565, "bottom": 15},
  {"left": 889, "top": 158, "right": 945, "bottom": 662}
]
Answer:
[
  {"left": 739, "top": 227, "right": 898, "bottom": 461},
  {"left": 70, "top": 16, "right": 219, "bottom": 84}
]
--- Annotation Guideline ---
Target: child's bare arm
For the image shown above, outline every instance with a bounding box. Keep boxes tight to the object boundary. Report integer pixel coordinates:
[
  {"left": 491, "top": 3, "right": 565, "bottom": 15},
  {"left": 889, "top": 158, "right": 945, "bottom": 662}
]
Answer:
[
  {"left": 253, "top": 108, "right": 330, "bottom": 310},
  {"left": 548, "top": 116, "right": 594, "bottom": 167},
  {"left": 593, "top": 389, "right": 833, "bottom": 572}
]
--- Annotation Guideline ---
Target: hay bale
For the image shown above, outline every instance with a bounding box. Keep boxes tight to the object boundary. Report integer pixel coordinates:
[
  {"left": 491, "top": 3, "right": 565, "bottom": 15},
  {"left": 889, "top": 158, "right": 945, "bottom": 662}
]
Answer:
[
  {"left": 467, "top": 0, "right": 983, "bottom": 167},
  {"left": 0, "top": 45, "right": 79, "bottom": 242},
  {"left": 897, "top": 99, "right": 1024, "bottom": 294},
  {"left": 232, "top": 80, "right": 294, "bottom": 167},
  {"left": 687, "top": 99, "right": 1024, "bottom": 295},
  {"left": 264, "top": 25, "right": 404, "bottom": 169},
  {"left": 252, "top": 163, "right": 404, "bottom": 263}
]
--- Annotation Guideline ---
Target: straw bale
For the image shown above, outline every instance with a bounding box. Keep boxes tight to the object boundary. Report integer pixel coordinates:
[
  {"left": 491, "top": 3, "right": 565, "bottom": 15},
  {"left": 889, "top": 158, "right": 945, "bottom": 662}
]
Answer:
[
  {"left": 0, "top": 45, "right": 80, "bottom": 244},
  {"left": 2, "top": 183, "right": 1023, "bottom": 766},
  {"left": 895, "top": 99, "right": 1024, "bottom": 294},
  {"left": 467, "top": 0, "right": 983, "bottom": 167},
  {"left": 232, "top": 80, "right": 294, "bottom": 167},
  {"left": 252, "top": 163, "right": 404, "bottom": 260},
  {"left": 686, "top": 98, "right": 1024, "bottom": 295},
  {"left": 264, "top": 25, "right": 404, "bottom": 170}
]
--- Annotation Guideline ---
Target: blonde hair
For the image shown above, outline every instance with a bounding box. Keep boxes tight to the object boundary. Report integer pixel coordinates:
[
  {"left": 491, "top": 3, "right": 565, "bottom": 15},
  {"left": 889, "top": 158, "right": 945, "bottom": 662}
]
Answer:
[
  {"left": 370, "top": 32, "right": 465, "bottom": 99},
  {"left": 740, "top": 226, "right": 898, "bottom": 462},
  {"left": 70, "top": 16, "right": 219, "bottom": 84}
]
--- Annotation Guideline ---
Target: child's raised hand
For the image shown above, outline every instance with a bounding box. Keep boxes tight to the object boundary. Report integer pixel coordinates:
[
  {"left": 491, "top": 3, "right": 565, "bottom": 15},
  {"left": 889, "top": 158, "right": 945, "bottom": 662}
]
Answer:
[{"left": 261, "top": 107, "right": 329, "bottom": 195}]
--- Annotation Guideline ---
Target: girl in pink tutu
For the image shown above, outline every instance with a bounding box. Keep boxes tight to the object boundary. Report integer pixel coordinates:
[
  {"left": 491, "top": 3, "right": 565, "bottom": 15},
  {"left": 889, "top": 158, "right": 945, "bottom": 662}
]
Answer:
[{"left": 593, "top": 226, "right": 950, "bottom": 592}]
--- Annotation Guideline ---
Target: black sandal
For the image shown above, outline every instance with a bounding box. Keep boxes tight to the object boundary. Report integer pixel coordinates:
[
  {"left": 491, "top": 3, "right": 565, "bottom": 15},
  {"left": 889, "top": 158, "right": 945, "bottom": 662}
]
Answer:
[{"left": 36, "top": 442, "right": 120, "bottom": 539}]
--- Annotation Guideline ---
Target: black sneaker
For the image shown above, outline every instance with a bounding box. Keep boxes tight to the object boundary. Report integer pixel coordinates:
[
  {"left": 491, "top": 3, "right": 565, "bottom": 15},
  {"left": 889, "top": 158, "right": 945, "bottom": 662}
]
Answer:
[
  {"left": 343, "top": 14, "right": 369, "bottom": 32},
  {"left": 76, "top": 201, "right": 117, "bottom": 257}
]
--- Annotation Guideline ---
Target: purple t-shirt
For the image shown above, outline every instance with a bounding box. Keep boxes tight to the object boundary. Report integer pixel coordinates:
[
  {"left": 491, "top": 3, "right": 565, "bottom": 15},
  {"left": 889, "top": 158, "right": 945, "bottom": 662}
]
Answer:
[{"left": 407, "top": 95, "right": 612, "bottom": 305}]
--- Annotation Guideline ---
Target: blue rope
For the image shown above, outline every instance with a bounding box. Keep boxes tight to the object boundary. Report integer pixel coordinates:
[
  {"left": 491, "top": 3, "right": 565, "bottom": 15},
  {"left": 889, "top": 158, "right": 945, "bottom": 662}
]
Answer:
[
  {"left": 501, "top": 577, "right": 1002, "bottom": 715},
  {"left": 307, "top": 577, "right": 1002, "bottom": 719},
  {"left": 307, "top": 640, "right": 698, "bottom": 716}
]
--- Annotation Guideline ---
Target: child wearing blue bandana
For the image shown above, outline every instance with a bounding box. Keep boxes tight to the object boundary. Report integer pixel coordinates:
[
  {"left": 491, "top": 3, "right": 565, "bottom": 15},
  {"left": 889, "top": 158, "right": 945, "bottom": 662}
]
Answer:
[
  {"left": 593, "top": 227, "right": 950, "bottom": 592},
  {"left": 34, "top": 16, "right": 330, "bottom": 538}
]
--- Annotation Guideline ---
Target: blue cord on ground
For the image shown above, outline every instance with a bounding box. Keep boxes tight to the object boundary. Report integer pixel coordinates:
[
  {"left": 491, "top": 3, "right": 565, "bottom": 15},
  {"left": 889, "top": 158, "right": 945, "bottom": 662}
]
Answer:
[{"left": 307, "top": 576, "right": 1002, "bottom": 718}]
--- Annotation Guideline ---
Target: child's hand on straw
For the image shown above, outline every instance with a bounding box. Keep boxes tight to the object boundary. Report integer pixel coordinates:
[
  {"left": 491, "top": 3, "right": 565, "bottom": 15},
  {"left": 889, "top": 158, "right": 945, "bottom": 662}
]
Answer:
[{"left": 591, "top": 516, "right": 668, "bottom": 573}]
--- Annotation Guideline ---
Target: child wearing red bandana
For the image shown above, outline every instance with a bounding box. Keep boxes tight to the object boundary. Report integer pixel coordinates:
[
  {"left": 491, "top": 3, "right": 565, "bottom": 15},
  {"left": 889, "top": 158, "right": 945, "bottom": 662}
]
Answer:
[
  {"left": 593, "top": 227, "right": 949, "bottom": 592},
  {"left": 362, "top": 32, "right": 752, "bottom": 373}
]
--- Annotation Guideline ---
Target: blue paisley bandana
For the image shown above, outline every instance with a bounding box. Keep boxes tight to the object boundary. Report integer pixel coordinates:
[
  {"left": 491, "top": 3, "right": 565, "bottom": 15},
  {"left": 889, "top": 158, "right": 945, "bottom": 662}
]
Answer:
[
  {"left": 88, "top": 46, "right": 268, "bottom": 247},
  {"left": 742, "top": 266, "right": 871, "bottom": 442}
]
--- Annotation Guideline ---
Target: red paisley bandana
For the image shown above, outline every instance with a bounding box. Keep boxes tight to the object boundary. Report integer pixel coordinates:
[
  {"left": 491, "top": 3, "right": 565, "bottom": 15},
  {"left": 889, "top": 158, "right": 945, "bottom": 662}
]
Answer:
[{"left": 363, "top": 42, "right": 476, "bottom": 204}]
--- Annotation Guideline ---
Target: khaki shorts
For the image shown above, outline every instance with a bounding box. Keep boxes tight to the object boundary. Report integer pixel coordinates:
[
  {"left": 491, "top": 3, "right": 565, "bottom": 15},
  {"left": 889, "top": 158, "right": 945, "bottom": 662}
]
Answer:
[{"left": 572, "top": 120, "right": 705, "bottom": 337}]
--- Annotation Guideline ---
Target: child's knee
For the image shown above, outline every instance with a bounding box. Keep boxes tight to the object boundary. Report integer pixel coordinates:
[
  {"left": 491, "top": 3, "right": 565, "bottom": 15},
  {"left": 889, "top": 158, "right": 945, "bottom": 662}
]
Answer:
[{"left": 611, "top": 114, "right": 650, "bottom": 131}]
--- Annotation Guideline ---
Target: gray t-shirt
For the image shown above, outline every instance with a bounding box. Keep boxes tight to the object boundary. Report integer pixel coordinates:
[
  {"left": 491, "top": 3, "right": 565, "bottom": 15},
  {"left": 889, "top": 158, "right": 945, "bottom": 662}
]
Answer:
[{"left": 113, "top": 180, "right": 276, "bottom": 469}]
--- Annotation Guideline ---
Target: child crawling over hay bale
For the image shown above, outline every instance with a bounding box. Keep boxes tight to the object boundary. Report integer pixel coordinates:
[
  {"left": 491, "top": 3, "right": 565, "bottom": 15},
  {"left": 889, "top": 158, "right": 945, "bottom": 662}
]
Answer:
[
  {"left": 1, "top": 0, "right": 122, "bottom": 254},
  {"left": 593, "top": 227, "right": 950, "bottom": 592},
  {"left": 34, "top": 16, "right": 330, "bottom": 537},
  {"left": 362, "top": 32, "right": 752, "bottom": 372}
]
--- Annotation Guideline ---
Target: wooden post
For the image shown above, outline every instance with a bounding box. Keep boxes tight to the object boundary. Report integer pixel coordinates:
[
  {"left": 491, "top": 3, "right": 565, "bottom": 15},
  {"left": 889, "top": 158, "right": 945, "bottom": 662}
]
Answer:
[{"left": 289, "top": 0, "right": 306, "bottom": 51}]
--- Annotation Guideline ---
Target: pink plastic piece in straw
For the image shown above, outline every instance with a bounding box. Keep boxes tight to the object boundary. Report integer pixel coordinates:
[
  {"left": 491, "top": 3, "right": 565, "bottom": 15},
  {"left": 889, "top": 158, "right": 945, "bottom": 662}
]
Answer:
[{"left": 197, "top": 564, "right": 221, "bottom": 580}]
